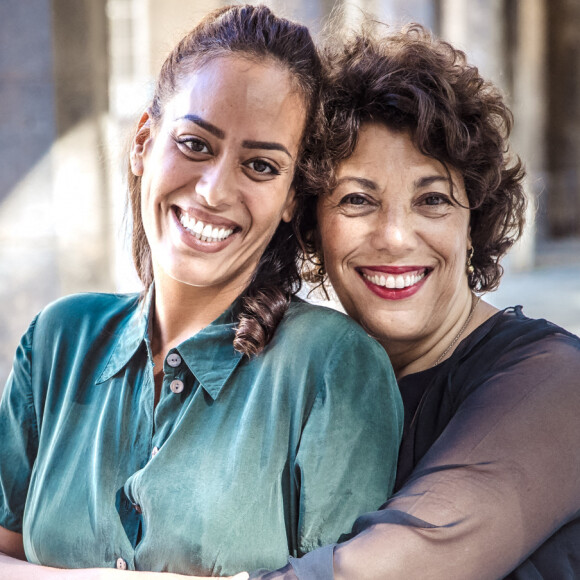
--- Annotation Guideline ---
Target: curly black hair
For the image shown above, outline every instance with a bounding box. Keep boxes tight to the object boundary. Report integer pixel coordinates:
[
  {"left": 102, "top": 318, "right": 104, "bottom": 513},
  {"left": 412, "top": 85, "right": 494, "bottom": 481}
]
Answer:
[{"left": 299, "top": 22, "right": 526, "bottom": 292}]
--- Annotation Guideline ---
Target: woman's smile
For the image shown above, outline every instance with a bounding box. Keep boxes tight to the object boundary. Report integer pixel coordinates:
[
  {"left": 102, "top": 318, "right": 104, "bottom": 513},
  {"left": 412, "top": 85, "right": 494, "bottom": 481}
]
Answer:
[
  {"left": 358, "top": 265, "right": 431, "bottom": 299},
  {"left": 173, "top": 206, "right": 240, "bottom": 252}
]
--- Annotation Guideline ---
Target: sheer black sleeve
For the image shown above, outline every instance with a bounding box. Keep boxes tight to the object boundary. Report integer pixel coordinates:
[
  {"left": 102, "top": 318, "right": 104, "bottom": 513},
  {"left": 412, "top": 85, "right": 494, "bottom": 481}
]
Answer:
[{"left": 331, "top": 328, "right": 580, "bottom": 579}]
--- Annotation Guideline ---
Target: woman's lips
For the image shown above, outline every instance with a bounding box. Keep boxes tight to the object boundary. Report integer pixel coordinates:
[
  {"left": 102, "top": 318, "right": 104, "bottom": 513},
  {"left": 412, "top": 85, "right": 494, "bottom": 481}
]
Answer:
[
  {"left": 172, "top": 206, "right": 240, "bottom": 252},
  {"left": 357, "top": 266, "right": 431, "bottom": 300}
]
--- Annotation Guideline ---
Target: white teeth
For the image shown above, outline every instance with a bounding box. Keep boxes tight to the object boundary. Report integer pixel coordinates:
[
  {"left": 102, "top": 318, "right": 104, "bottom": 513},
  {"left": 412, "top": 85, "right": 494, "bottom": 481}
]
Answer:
[
  {"left": 363, "top": 270, "right": 427, "bottom": 289},
  {"left": 178, "top": 212, "right": 235, "bottom": 243}
]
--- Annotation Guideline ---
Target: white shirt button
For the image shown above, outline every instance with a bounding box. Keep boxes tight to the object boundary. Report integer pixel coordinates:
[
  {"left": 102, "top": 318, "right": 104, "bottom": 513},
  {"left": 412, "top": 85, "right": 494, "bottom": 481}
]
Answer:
[
  {"left": 151, "top": 446, "right": 159, "bottom": 458},
  {"left": 170, "top": 379, "right": 184, "bottom": 394},
  {"left": 166, "top": 353, "right": 182, "bottom": 367},
  {"left": 116, "top": 557, "right": 127, "bottom": 570}
]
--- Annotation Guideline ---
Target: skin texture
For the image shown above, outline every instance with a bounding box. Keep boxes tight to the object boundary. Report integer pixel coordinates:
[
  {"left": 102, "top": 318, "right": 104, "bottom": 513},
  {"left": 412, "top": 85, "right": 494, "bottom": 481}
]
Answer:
[
  {"left": 0, "top": 55, "right": 305, "bottom": 580},
  {"left": 317, "top": 123, "right": 497, "bottom": 377}
]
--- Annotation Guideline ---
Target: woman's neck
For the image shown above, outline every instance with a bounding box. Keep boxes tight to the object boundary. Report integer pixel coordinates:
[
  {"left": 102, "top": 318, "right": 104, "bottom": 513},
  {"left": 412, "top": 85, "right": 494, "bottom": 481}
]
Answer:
[
  {"left": 151, "top": 273, "right": 246, "bottom": 361},
  {"left": 384, "top": 297, "right": 498, "bottom": 380}
]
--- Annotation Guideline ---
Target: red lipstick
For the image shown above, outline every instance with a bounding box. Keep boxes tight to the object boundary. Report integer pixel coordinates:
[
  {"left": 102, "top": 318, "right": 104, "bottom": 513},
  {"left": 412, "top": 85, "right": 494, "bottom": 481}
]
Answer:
[{"left": 357, "top": 266, "right": 430, "bottom": 301}]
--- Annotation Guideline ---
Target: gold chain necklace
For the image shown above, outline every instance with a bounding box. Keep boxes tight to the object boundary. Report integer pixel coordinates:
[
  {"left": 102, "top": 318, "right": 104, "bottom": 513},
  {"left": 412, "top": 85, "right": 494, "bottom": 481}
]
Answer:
[{"left": 435, "top": 294, "right": 481, "bottom": 366}]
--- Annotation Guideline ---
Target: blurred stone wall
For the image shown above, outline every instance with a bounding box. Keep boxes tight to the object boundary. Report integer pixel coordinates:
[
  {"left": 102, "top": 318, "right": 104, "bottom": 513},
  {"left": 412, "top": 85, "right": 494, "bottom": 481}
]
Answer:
[
  {"left": 1, "top": 0, "right": 579, "bottom": 389},
  {"left": 547, "top": 0, "right": 580, "bottom": 237},
  {"left": 0, "top": 0, "right": 111, "bottom": 384},
  {"left": 0, "top": 0, "right": 58, "bottom": 383}
]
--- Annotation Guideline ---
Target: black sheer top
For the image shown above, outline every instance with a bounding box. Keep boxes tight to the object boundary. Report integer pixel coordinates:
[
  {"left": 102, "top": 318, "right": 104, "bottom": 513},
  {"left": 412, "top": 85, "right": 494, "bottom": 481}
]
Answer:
[{"left": 259, "top": 306, "right": 580, "bottom": 579}]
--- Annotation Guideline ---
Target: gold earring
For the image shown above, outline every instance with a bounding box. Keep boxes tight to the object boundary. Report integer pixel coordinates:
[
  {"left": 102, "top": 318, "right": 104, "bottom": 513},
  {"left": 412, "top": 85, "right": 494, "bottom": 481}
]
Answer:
[{"left": 466, "top": 248, "right": 475, "bottom": 275}]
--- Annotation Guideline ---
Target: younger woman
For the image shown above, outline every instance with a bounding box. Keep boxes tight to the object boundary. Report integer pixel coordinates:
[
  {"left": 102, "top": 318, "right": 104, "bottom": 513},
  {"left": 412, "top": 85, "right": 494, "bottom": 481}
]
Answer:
[{"left": 0, "top": 6, "right": 402, "bottom": 578}]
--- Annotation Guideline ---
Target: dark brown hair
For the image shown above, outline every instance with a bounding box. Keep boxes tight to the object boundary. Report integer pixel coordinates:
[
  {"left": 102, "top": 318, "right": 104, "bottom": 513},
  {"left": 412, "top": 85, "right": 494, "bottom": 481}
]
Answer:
[
  {"left": 127, "top": 4, "right": 322, "bottom": 355},
  {"left": 301, "top": 23, "right": 526, "bottom": 292}
]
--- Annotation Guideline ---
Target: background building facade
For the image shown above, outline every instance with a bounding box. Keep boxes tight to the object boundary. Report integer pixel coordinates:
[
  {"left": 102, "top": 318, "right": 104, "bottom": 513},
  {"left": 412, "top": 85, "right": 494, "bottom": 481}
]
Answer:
[{"left": 1, "top": 0, "right": 579, "bottom": 383}]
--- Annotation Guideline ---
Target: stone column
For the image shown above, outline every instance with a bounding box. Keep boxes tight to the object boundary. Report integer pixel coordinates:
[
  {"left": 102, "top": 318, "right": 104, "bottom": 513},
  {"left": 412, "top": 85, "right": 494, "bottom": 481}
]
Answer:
[
  {"left": 51, "top": 0, "right": 112, "bottom": 294},
  {"left": 440, "top": 0, "right": 539, "bottom": 271},
  {"left": 0, "top": 0, "right": 58, "bottom": 384},
  {"left": 0, "top": 0, "right": 111, "bottom": 386},
  {"left": 440, "top": 0, "right": 506, "bottom": 84},
  {"left": 509, "top": 0, "right": 547, "bottom": 268},
  {"left": 146, "top": 0, "right": 223, "bottom": 75},
  {"left": 546, "top": 0, "right": 580, "bottom": 237}
]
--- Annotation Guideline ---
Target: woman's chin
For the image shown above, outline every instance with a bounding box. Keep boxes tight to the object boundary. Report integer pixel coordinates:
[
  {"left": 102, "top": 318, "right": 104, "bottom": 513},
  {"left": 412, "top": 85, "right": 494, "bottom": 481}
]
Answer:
[{"left": 343, "top": 304, "right": 424, "bottom": 347}]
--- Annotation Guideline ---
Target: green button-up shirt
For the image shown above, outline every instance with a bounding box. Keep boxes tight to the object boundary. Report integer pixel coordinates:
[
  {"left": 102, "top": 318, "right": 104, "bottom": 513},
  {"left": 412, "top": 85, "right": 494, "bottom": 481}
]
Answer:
[{"left": 0, "top": 290, "right": 402, "bottom": 575}]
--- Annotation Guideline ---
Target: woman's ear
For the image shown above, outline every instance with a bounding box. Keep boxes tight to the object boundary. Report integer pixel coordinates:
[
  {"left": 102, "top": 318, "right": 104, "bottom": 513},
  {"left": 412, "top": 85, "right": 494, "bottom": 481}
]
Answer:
[
  {"left": 281, "top": 186, "right": 297, "bottom": 223},
  {"left": 130, "top": 111, "right": 153, "bottom": 177}
]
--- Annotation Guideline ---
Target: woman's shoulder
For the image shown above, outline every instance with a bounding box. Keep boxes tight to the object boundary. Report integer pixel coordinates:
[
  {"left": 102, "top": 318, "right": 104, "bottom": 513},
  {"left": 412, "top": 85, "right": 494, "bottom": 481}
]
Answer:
[
  {"left": 451, "top": 305, "right": 580, "bottom": 391},
  {"left": 498, "top": 305, "right": 580, "bottom": 364},
  {"left": 281, "top": 296, "right": 381, "bottom": 343},
  {"left": 262, "top": 299, "right": 398, "bottom": 406},
  {"left": 38, "top": 290, "right": 140, "bottom": 318},
  {"left": 460, "top": 306, "right": 580, "bottom": 362},
  {"left": 269, "top": 296, "right": 390, "bottom": 364},
  {"left": 34, "top": 291, "right": 141, "bottom": 336},
  {"left": 473, "top": 305, "right": 580, "bottom": 356}
]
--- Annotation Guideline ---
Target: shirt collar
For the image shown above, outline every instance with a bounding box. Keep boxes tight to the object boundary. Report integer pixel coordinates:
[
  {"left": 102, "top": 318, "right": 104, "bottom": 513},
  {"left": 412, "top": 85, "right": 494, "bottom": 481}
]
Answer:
[
  {"left": 96, "top": 286, "right": 244, "bottom": 399},
  {"left": 96, "top": 286, "right": 154, "bottom": 384},
  {"left": 175, "top": 301, "right": 243, "bottom": 400}
]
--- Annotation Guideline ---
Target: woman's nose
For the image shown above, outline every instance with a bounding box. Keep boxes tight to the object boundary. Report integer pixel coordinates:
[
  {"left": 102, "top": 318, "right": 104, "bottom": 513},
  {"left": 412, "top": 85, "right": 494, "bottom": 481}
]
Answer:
[
  {"left": 370, "top": 210, "right": 415, "bottom": 255},
  {"left": 194, "top": 161, "right": 237, "bottom": 209}
]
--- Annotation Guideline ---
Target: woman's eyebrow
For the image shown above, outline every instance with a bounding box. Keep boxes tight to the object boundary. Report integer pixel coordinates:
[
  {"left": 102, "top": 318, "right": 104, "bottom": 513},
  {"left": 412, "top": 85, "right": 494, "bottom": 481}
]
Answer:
[
  {"left": 175, "top": 114, "right": 225, "bottom": 139},
  {"left": 173, "top": 115, "right": 291, "bottom": 159},
  {"left": 242, "top": 140, "right": 292, "bottom": 158},
  {"left": 334, "top": 176, "right": 378, "bottom": 191},
  {"left": 414, "top": 175, "right": 451, "bottom": 188}
]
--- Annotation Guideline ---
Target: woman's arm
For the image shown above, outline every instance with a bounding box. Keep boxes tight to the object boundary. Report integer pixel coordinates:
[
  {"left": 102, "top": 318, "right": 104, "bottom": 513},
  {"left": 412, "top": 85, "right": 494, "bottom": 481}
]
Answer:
[
  {"left": 330, "top": 334, "right": 580, "bottom": 579},
  {"left": 257, "top": 332, "right": 580, "bottom": 579},
  {"left": 0, "top": 527, "right": 249, "bottom": 580},
  {"left": 292, "top": 325, "right": 403, "bottom": 557}
]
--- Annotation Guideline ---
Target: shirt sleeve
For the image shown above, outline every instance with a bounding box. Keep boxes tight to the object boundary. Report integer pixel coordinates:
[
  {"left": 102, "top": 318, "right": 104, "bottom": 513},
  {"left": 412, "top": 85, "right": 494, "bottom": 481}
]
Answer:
[
  {"left": 292, "top": 325, "right": 403, "bottom": 559},
  {"left": 329, "top": 332, "right": 580, "bottom": 579},
  {"left": 0, "top": 316, "right": 40, "bottom": 533}
]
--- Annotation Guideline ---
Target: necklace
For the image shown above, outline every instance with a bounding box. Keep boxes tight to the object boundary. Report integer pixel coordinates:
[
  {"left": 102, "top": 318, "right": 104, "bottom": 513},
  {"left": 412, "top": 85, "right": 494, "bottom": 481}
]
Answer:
[{"left": 434, "top": 294, "right": 481, "bottom": 366}]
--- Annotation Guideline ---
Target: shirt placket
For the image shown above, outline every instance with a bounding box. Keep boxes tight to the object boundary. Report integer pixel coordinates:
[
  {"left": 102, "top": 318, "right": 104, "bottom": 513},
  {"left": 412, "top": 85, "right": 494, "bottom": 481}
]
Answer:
[
  {"left": 120, "top": 347, "right": 195, "bottom": 570},
  {"left": 113, "top": 345, "right": 158, "bottom": 571}
]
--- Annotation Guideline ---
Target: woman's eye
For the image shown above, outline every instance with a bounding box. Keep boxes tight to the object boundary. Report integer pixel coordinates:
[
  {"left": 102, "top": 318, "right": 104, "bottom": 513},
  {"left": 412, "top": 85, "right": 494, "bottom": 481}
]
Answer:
[
  {"left": 422, "top": 194, "right": 451, "bottom": 206},
  {"left": 178, "top": 137, "right": 210, "bottom": 154},
  {"left": 247, "top": 160, "right": 279, "bottom": 175},
  {"left": 341, "top": 194, "right": 368, "bottom": 206}
]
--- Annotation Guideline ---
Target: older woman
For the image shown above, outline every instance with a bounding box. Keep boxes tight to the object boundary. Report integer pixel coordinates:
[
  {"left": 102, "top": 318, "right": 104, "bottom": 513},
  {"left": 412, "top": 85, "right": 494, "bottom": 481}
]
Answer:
[
  {"left": 0, "top": 6, "right": 403, "bottom": 579},
  {"left": 254, "top": 23, "right": 580, "bottom": 580}
]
